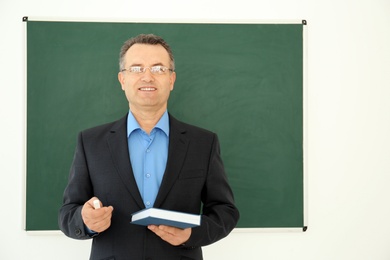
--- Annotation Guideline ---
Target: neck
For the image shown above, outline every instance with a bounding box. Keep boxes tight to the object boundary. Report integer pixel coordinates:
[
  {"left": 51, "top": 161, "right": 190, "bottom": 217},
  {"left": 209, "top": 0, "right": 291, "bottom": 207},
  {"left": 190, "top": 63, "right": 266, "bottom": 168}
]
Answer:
[{"left": 130, "top": 106, "right": 166, "bottom": 134}]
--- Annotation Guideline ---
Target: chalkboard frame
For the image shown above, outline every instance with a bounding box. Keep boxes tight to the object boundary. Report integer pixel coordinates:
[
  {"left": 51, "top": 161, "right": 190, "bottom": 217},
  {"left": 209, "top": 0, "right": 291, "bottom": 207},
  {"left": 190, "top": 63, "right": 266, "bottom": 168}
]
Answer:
[{"left": 25, "top": 18, "right": 307, "bottom": 231}]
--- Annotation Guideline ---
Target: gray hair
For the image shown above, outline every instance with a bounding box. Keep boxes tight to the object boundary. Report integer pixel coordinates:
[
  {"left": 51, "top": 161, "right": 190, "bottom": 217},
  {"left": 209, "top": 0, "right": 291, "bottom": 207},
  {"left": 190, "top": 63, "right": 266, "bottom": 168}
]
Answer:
[{"left": 119, "top": 34, "right": 175, "bottom": 71}]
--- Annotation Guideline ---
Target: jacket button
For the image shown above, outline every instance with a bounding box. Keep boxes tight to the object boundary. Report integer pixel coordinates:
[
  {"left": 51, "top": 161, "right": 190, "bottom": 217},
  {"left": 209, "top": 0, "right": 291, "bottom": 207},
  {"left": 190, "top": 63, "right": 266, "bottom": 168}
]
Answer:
[{"left": 75, "top": 228, "right": 82, "bottom": 236}]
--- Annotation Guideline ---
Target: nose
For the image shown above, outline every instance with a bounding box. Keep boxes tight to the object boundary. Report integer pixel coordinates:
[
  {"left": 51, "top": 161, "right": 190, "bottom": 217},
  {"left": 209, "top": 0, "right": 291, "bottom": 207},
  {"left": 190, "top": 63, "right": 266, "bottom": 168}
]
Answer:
[{"left": 140, "top": 68, "right": 154, "bottom": 82}]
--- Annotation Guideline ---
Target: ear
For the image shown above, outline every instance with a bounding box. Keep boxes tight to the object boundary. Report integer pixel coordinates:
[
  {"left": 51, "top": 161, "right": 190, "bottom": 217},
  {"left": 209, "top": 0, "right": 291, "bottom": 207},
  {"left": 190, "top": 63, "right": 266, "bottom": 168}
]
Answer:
[
  {"left": 118, "top": 72, "right": 125, "bottom": 90},
  {"left": 169, "top": 72, "right": 176, "bottom": 91}
]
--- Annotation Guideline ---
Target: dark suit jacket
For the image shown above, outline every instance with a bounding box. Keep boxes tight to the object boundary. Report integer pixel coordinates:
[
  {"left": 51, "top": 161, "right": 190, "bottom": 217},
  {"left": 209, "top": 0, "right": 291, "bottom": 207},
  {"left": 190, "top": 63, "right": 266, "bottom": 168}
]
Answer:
[{"left": 59, "top": 114, "right": 239, "bottom": 260}]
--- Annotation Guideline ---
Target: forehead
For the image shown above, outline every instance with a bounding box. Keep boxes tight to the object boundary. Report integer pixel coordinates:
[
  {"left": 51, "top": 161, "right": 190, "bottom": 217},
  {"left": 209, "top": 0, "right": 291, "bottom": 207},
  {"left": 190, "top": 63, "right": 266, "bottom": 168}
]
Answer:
[{"left": 124, "top": 44, "right": 170, "bottom": 65}]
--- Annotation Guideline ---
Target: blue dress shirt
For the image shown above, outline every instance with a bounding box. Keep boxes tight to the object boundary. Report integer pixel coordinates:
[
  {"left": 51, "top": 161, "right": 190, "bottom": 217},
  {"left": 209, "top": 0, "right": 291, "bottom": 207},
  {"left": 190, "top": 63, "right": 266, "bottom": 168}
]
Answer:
[{"left": 127, "top": 110, "right": 169, "bottom": 208}]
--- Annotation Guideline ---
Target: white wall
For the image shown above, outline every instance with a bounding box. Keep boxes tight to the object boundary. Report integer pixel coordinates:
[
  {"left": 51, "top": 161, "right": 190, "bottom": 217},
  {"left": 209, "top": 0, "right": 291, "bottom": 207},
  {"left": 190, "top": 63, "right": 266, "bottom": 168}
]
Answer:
[{"left": 1, "top": 0, "right": 390, "bottom": 259}]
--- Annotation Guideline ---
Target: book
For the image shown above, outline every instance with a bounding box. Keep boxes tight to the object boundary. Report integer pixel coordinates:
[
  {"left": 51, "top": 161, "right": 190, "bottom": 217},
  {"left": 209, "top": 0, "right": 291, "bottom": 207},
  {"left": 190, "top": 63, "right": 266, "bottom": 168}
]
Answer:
[{"left": 130, "top": 208, "right": 201, "bottom": 229}]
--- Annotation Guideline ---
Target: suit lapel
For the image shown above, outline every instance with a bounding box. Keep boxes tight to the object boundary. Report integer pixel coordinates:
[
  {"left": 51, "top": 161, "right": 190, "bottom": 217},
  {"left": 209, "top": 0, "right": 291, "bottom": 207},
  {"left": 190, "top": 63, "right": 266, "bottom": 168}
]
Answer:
[
  {"left": 106, "top": 115, "right": 144, "bottom": 209},
  {"left": 154, "top": 115, "right": 189, "bottom": 208}
]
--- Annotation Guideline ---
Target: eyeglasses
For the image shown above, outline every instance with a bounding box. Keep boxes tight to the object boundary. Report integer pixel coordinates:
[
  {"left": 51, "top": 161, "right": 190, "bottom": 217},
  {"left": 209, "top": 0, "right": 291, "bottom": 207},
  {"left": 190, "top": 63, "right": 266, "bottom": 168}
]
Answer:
[{"left": 121, "top": 66, "right": 174, "bottom": 75}]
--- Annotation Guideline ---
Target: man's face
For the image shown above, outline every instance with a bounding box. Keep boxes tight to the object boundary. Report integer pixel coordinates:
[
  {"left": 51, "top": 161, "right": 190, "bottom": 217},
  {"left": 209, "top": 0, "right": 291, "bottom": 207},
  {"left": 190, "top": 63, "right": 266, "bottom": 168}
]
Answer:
[{"left": 118, "top": 43, "right": 176, "bottom": 113}]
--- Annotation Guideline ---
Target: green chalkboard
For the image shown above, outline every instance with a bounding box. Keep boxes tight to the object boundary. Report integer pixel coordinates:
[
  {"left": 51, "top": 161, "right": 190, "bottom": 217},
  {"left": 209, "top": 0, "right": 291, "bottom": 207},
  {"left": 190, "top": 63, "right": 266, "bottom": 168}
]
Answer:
[{"left": 26, "top": 20, "right": 304, "bottom": 230}]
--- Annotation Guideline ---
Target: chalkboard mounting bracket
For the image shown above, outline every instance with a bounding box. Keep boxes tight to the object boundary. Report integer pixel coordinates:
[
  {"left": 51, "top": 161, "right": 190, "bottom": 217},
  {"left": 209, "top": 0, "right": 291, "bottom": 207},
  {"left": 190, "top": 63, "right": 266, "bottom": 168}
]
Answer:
[
  {"left": 303, "top": 226, "right": 308, "bottom": 232},
  {"left": 23, "top": 16, "right": 28, "bottom": 22},
  {"left": 302, "top": 20, "right": 307, "bottom": 25}
]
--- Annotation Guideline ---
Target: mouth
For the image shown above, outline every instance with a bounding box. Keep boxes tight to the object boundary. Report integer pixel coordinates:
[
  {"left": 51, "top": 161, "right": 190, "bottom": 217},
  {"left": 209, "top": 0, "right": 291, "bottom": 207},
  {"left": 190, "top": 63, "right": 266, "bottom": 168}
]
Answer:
[{"left": 138, "top": 87, "right": 157, "bottom": 91}]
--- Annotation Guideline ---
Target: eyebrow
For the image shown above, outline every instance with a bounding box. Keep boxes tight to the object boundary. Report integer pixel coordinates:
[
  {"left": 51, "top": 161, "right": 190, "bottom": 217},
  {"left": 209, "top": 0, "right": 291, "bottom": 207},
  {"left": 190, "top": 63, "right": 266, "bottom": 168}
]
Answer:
[{"left": 128, "top": 62, "right": 166, "bottom": 67}]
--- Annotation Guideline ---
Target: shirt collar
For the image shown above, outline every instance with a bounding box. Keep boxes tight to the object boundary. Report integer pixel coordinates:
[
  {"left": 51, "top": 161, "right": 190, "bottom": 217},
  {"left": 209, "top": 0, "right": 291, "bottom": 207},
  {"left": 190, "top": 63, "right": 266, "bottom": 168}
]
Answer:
[{"left": 127, "top": 110, "right": 170, "bottom": 137}]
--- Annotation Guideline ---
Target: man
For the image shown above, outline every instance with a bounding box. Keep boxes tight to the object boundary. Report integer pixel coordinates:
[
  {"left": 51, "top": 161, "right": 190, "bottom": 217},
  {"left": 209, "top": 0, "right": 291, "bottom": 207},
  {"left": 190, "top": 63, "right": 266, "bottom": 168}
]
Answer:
[{"left": 59, "top": 34, "right": 239, "bottom": 260}]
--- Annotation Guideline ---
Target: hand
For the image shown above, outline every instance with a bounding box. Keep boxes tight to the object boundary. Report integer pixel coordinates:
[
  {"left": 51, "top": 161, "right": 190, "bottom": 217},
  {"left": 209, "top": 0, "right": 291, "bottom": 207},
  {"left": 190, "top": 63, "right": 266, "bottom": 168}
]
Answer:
[
  {"left": 81, "top": 197, "right": 114, "bottom": 233},
  {"left": 148, "top": 225, "right": 191, "bottom": 246}
]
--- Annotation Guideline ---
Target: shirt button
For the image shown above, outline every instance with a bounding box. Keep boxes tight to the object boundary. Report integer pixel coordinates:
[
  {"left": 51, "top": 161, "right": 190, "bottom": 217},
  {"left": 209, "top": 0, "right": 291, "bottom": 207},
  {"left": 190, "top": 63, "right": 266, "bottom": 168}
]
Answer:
[
  {"left": 146, "top": 149, "right": 150, "bottom": 153},
  {"left": 146, "top": 173, "right": 151, "bottom": 178},
  {"left": 146, "top": 201, "right": 151, "bottom": 206}
]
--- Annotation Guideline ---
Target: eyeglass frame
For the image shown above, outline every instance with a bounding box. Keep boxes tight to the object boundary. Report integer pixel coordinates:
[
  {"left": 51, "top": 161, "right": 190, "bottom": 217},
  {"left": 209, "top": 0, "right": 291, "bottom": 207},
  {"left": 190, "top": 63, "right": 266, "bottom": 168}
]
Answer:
[{"left": 120, "top": 65, "right": 174, "bottom": 75}]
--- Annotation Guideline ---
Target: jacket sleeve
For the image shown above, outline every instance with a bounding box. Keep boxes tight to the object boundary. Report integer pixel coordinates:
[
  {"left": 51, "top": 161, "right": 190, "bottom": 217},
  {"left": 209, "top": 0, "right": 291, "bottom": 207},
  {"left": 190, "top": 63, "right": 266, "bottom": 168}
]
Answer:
[
  {"left": 58, "top": 132, "right": 93, "bottom": 240},
  {"left": 185, "top": 134, "right": 240, "bottom": 247}
]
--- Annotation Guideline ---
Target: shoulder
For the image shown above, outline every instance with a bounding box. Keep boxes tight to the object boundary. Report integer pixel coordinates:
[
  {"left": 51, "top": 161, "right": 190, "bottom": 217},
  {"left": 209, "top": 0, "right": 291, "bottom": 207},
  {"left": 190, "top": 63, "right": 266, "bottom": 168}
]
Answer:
[
  {"left": 80, "top": 115, "right": 127, "bottom": 140},
  {"left": 169, "top": 114, "right": 217, "bottom": 140}
]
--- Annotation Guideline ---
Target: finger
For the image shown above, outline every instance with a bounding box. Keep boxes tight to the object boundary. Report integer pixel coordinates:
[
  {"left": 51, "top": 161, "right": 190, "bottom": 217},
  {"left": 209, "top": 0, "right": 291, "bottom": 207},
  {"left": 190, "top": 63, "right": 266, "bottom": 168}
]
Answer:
[
  {"left": 148, "top": 225, "right": 190, "bottom": 246},
  {"left": 92, "top": 217, "right": 112, "bottom": 233},
  {"left": 100, "top": 206, "right": 114, "bottom": 221},
  {"left": 148, "top": 225, "right": 167, "bottom": 237},
  {"left": 86, "top": 208, "right": 113, "bottom": 232},
  {"left": 86, "top": 197, "right": 99, "bottom": 207},
  {"left": 88, "top": 206, "right": 114, "bottom": 223},
  {"left": 82, "top": 201, "right": 114, "bottom": 232},
  {"left": 157, "top": 225, "right": 178, "bottom": 235}
]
